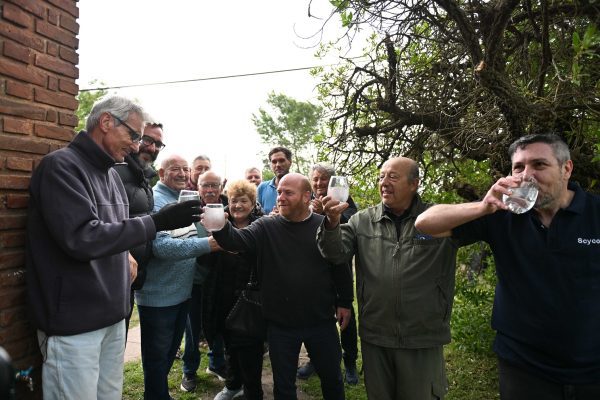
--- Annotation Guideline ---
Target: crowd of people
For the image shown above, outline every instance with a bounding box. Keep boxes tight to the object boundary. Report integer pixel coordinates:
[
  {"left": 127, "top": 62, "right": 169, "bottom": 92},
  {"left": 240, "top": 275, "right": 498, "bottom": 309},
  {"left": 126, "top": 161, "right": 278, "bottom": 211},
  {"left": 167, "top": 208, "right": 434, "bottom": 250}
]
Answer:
[{"left": 25, "top": 95, "right": 599, "bottom": 400}]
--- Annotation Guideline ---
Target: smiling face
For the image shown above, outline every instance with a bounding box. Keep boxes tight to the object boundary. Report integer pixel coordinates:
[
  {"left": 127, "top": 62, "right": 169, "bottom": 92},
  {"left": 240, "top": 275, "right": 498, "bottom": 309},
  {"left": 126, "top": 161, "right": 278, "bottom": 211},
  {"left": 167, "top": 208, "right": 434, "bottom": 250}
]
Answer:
[
  {"left": 277, "top": 173, "right": 311, "bottom": 221},
  {"left": 310, "top": 169, "right": 330, "bottom": 198},
  {"left": 198, "top": 171, "right": 222, "bottom": 204},
  {"left": 159, "top": 156, "right": 190, "bottom": 191},
  {"left": 270, "top": 151, "right": 292, "bottom": 180},
  {"left": 378, "top": 157, "right": 419, "bottom": 215},
  {"left": 511, "top": 142, "right": 572, "bottom": 211},
  {"left": 101, "top": 112, "right": 142, "bottom": 162},
  {"left": 138, "top": 124, "right": 164, "bottom": 166},
  {"left": 229, "top": 194, "right": 253, "bottom": 223}
]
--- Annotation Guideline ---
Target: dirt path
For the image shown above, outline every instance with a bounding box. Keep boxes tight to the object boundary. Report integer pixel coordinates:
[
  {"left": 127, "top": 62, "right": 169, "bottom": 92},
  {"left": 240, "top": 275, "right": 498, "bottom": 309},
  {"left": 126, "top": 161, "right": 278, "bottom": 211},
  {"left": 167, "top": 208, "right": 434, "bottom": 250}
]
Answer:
[{"left": 125, "top": 326, "right": 313, "bottom": 399}]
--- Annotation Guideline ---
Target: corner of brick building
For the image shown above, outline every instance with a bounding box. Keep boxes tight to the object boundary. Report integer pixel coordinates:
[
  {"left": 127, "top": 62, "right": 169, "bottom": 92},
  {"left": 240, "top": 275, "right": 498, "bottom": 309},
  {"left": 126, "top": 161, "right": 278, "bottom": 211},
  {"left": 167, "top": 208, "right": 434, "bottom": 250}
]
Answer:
[{"left": 1, "top": 0, "right": 80, "bottom": 398}]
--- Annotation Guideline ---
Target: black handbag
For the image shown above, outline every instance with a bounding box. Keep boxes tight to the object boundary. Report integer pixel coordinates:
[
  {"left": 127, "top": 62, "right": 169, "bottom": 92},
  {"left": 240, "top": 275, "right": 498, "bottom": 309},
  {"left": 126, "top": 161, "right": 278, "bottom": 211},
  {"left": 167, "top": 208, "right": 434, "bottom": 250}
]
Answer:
[{"left": 225, "top": 269, "right": 266, "bottom": 340}]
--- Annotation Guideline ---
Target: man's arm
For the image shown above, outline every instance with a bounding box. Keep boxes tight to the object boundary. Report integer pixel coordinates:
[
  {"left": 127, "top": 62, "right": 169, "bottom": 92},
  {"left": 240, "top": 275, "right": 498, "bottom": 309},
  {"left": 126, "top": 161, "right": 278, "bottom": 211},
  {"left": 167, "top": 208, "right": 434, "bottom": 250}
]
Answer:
[
  {"left": 210, "top": 219, "right": 261, "bottom": 254},
  {"left": 415, "top": 175, "right": 519, "bottom": 236}
]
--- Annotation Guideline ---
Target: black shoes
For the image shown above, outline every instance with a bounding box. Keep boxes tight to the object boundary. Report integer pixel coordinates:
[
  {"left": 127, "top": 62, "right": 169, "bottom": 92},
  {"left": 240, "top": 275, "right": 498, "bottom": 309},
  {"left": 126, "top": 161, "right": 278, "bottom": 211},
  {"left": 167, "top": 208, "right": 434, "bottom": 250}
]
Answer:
[{"left": 180, "top": 373, "right": 197, "bottom": 392}]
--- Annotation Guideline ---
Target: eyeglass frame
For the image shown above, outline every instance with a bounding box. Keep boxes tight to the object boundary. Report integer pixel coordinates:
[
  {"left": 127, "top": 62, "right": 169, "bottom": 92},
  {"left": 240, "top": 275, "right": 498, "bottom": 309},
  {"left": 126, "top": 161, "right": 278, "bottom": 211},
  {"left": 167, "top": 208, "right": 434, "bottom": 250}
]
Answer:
[
  {"left": 141, "top": 135, "right": 166, "bottom": 150},
  {"left": 199, "top": 183, "right": 221, "bottom": 189},
  {"left": 110, "top": 114, "right": 142, "bottom": 144}
]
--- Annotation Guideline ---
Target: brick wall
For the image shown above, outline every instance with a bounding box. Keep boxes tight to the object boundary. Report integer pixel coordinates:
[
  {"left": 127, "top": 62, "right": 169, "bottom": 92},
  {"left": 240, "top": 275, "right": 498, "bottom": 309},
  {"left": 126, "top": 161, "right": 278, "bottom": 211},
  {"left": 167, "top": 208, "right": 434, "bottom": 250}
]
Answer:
[{"left": 0, "top": 0, "right": 79, "bottom": 398}]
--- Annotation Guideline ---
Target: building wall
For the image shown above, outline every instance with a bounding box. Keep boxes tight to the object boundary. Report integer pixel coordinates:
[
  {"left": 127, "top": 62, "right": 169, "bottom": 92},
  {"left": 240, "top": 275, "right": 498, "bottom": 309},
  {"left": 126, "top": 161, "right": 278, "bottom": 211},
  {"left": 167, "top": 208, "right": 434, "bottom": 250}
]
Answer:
[{"left": 0, "top": 0, "right": 79, "bottom": 397}]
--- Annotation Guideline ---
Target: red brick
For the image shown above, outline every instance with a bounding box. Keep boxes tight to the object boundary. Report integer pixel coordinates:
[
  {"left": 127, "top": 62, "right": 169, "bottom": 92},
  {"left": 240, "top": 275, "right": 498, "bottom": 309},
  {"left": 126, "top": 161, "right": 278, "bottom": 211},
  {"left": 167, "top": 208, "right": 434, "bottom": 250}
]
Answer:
[
  {"left": 6, "top": 157, "right": 33, "bottom": 172},
  {"left": 5, "top": 81, "right": 33, "bottom": 101},
  {"left": 2, "top": 41, "right": 32, "bottom": 64},
  {"left": 58, "top": 46, "right": 77, "bottom": 64},
  {"left": 58, "top": 112, "right": 78, "bottom": 127},
  {"left": 0, "top": 287, "right": 25, "bottom": 309},
  {"left": 0, "top": 98, "right": 46, "bottom": 120},
  {"left": 2, "top": 3, "right": 33, "bottom": 28},
  {"left": 47, "top": 7, "right": 59, "bottom": 25},
  {"left": 34, "top": 124, "right": 74, "bottom": 141},
  {"left": 0, "top": 21, "right": 45, "bottom": 52},
  {"left": 0, "top": 214, "right": 26, "bottom": 229},
  {"left": 60, "top": 13, "right": 78, "bottom": 34},
  {"left": 0, "top": 58, "right": 46, "bottom": 87},
  {"left": 0, "top": 135, "right": 50, "bottom": 155},
  {"left": 0, "top": 175, "right": 30, "bottom": 190},
  {"left": 0, "top": 306, "right": 27, "bottom": 328},
  {"left": 34, "top": 87, "right": 78, "bottom": 110},
  {"left": 47, "top": 0, "right": 78, "bottom": 18},
  {"left": 0, "top": 267, "right": 26, "bottom": 285},
  {"left": 58, "top": 79, "right": 77, "bottom": 95},
  {"left": 46, "top": 109, "right": 57, "bottom": 122},
  {"left": 0, "top": 251, "right": 25, "bottom": 271},
  {"left": 35, "top": 53, "right": 77, "bottom": 79},
  {"left": 6, "top": 194, "right": 29, "bottom": 209},
  {"left": 46, "top": 41, "right": 59, "bottom": 56},
  {"left": 7, "top": 0, "right": 45, "bottom": 19},
  {"left": 47, "top": 75, "right": 58, "bottom": 91},
  {"left": 36, "top": 20, "right": 78, "bottom": 49},
  {"left": 3, "top": 117, "right": 33, "bottom": 135}
]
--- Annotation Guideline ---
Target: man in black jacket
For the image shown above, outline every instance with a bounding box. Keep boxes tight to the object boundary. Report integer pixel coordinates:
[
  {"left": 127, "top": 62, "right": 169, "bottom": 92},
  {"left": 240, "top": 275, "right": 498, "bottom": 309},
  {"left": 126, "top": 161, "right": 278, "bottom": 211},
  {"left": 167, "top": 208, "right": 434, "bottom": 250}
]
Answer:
[
  {"left": 114, "top": 121, "right": 165, "bottom": 332},
  {"left": 209, "top": 173, "right": 351, "bottom": 400}
]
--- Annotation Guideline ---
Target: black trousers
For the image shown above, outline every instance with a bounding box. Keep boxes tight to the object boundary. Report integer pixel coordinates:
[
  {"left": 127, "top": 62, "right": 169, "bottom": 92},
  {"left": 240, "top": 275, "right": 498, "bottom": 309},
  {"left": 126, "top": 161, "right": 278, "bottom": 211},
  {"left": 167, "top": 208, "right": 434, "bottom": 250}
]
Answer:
[
  {"left": 499, "top": 358, "right": 600, "bottom": 400},
  {"left": 224, "top": 337, "right": 265, "bottom": 400},
  {"left": 268, "top": 320, "right": 345, "bottom": 400}
]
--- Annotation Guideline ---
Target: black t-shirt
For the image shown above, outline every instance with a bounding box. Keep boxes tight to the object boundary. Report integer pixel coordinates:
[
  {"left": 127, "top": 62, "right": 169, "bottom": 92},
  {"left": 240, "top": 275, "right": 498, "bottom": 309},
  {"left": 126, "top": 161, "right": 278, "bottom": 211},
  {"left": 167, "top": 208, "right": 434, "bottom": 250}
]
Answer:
[{"left": 453, "top": 182, "right": 600, "bottom": 384}]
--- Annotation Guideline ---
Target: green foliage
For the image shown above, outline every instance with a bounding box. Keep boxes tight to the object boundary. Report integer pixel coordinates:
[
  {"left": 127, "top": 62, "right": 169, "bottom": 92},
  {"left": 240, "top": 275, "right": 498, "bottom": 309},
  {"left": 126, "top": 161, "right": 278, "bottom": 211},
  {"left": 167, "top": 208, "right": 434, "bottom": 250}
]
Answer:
[
  {"left": 75, "top": 82, "right": 107, "bottom": 132},
  {"left": 571, "top": 24, "right": 599, "bottom": 86},
  {"left": 252, "top": 92, "right": 325, "bottom": 175}
]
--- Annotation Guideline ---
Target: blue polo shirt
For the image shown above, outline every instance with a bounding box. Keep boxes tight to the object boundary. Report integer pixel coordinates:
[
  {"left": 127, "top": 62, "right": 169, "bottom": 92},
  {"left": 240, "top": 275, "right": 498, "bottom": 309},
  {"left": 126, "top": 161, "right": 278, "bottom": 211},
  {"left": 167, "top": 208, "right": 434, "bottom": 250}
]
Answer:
[
  {"left": 453, "top": 182, "right": 600, "bottom": 384},
  {"left": 257, "top": 177, "right": 277, "bottom": 213}
]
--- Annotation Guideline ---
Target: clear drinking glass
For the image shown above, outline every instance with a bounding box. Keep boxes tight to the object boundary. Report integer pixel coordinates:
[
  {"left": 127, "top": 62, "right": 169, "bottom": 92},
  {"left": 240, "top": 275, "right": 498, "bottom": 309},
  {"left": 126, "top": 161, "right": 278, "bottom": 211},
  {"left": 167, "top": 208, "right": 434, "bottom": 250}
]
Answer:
[
  {"left": 327, "top": 176, "right": 350, "bottom": 203},
  {"left": 502, "top": 176, "right": 539, "bottom": 214},
  {"left": 178, "top": 190, "right": 200, "bottom": 203},
  {"left": 203, "top": 203, "right": 226, "bottom": 232}
]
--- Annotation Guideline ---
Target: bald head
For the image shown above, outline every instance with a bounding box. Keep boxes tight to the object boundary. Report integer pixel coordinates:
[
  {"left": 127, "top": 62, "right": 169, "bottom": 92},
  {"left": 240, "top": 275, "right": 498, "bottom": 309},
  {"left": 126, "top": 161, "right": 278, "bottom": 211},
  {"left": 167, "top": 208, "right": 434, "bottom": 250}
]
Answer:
[
  {"left": 379, "top": 156, "right": 420, "bottom": 215},
  {"left": 277, "top": 173, "right": 312, "bottom": 221},
  {"left": 159, "top": 155, "right": 190, "bottom": 191}
]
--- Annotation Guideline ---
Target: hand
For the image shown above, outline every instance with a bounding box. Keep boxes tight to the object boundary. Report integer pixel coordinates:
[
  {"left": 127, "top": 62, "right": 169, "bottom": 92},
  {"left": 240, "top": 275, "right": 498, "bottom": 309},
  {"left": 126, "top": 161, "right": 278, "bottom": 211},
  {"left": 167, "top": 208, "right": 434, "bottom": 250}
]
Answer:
[
  {"left": 481, "top": 175, "right": 523, "bottom": 213},
  {"left": 336, "top": 307, "right": 351, "bottom": 331},
  {"left": 151, "top": 200, "right": 201, "bottom": 231},
  {"left": 310, "top": 198, "right": 324, "bottom": 215},
  {"left": 128, "top": 252, "right": 138, "bottom": 282},
  {"left": 208, "top": 236, "right": 222, "bottom": 252},
  {"left": 322, "top": 195, "right": 350, "bottom": 229}
]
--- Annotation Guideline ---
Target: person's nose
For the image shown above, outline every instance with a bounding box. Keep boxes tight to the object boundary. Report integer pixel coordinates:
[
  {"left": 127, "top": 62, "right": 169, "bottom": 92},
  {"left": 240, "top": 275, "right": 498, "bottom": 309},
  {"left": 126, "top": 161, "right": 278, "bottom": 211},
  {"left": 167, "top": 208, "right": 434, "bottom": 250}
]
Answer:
[{"left": 130, "top": 141, "right": 140, "bottom": 153}]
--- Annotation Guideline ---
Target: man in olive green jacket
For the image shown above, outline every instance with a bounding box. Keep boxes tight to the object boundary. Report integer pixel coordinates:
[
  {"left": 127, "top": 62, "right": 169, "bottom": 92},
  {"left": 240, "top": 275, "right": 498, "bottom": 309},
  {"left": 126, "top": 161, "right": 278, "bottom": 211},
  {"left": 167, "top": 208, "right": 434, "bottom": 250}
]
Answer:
[{"left": 317, "top": 157, "right": 460, "bottom": 400}]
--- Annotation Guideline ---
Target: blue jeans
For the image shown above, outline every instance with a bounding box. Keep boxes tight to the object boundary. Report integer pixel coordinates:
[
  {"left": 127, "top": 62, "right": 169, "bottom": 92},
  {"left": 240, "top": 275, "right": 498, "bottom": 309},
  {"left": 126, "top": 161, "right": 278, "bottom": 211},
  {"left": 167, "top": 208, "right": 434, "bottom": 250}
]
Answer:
[
  {"left": 182, "top": 284, "right": 225, "bottom": 374},
  {"left": 37, "top": 320, "right": 125, "bottom": 400},
  {"left": 268, "top": 320, "right": 345, "bottom": 400},
  {"left": 138, "top": 301, "right": 189, "bottom": 400}
]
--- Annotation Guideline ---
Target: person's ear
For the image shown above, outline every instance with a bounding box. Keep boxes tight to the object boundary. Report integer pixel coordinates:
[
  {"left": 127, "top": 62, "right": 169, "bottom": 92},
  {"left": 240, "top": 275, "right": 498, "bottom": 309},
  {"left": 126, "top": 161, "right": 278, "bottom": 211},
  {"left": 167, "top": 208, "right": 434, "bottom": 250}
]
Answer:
[{"left": 99, "top": 112, "right": 112, "bottom": 133}]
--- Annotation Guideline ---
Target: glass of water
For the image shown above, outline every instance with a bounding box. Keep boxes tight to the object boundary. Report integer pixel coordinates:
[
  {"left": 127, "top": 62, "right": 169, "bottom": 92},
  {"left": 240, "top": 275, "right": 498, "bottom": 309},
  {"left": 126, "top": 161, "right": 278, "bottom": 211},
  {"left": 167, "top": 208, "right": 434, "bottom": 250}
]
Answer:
[
  {"left": 203, "top": 203, "right": 226, "bottom": 232},
  {"left": 502, "top": 176, "right": 538, "bottom": 214},
  {"left": 178, "top": 190, "right": 200, "bottom": 203},
  {"left": 327, "top": 176, "right": 350, "bottom": 203}
]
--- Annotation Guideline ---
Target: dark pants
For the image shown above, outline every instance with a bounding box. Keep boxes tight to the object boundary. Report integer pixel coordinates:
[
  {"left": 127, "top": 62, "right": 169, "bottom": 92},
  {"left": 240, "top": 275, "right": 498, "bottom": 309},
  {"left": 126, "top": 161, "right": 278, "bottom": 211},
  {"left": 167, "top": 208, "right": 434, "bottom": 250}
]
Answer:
[
  {"left": 340, "top": 307, "right": 358, "bottom": 366},
  {"left": 182, "top": 284, "right": 225, "bottom": 375},
  {"left": 268, "top": 320, "right": 345, "bottom": 400},
  {"left": 138, "top": 301, "right": 190, "bottom": 400},
  {"left": 225, "top": 336, "right": 265, "bottom": 400},
  {"left": 499, "top": 358, "right": 600, "bottom": 400}
]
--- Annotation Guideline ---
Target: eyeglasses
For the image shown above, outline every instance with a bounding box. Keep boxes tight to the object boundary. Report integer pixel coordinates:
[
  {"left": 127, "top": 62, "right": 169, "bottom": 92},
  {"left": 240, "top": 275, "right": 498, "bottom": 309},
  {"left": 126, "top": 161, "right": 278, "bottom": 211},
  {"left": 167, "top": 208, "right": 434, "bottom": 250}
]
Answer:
[
  {"left": 141, "top": 135, "right": 166, "bottom": 150},
  {"left": 200, "top": 183, "right": 221, "bottom": 189},
  {"left": 110, "top": 114, "right": 142, "bottom": 143}
]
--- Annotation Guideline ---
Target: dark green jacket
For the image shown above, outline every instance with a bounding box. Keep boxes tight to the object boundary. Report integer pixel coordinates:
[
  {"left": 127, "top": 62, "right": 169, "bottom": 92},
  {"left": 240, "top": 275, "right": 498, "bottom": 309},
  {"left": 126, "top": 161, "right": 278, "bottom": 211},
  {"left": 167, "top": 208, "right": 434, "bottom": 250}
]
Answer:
[{"left": 317, "top": 196, "right": 459, "bottom": 348}]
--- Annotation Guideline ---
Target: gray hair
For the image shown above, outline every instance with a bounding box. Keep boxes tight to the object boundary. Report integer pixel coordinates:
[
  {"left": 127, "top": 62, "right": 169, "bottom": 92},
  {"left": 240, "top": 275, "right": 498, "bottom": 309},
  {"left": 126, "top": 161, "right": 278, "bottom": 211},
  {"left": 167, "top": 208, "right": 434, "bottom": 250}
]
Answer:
[
  {"left": 310, "top": 163, "right": 336, "bottom": 178},
  {"left": 508, "top": 134, "right": 571, "bottom": 165},
  {"left": 193, "top": 154, "right": 211, "bottom": 163},
  {"left": 85, "top": 96, "right": 149, "bottom": 132}
]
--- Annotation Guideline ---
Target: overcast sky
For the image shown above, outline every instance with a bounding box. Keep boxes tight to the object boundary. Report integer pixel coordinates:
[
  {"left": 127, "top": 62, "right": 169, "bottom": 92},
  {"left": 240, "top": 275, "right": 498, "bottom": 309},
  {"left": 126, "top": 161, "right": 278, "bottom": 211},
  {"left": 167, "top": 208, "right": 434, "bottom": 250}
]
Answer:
[{"left": 77, "top": 0, "right": 360, "bottom": 181}]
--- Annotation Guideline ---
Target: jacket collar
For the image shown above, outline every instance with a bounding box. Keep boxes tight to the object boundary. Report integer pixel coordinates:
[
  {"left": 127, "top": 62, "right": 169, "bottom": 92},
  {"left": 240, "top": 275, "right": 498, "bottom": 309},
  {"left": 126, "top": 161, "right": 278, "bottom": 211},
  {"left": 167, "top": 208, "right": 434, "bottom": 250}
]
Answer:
[
  {"left": 70, "top": 131, "right": 116, "bottom": 171},
  {"left": 373, "top": 193, "right": 426, "bottom": 222}
]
